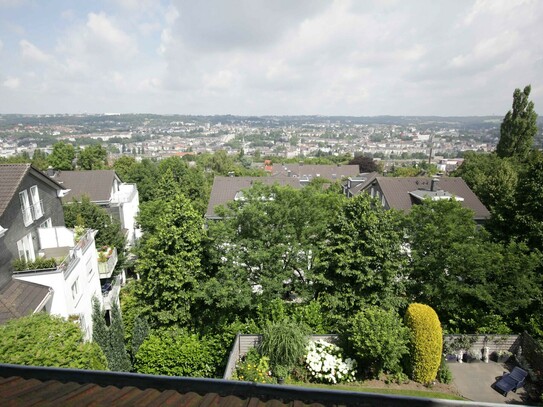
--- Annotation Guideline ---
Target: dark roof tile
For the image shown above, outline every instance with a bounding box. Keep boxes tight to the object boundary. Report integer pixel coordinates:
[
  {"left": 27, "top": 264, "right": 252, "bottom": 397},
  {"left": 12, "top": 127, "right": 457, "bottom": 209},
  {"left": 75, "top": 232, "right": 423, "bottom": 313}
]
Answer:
[
  {"left": 206, "top": 176, "right": 301, "bottom": 218},
  {"left": 52, "top": 170, "right": 118, "bottom": 203},
  {"left": 0, "top": 164, "right": 31, "bottom": 217},
  {"left": 373, "top": 177, "right": 490, "bottom": 219},
  {"left": 0, "top": 279, "right": 51, "bottom": 325}
]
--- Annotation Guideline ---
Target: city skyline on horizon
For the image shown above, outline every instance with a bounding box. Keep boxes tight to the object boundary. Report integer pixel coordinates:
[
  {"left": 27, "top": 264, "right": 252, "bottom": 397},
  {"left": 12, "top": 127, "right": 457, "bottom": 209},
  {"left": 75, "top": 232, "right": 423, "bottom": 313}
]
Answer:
[{"left": 0, "top": 1, "right": 542, "bottom": 117}]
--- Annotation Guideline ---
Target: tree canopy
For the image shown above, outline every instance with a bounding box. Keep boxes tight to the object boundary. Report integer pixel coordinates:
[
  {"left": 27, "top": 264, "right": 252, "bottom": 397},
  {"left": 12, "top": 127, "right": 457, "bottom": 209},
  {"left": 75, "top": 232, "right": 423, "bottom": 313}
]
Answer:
[
  {"left": 496, "top": 85, "right": 538, "bottom": 160},
  {"left": 0, "top": 313, "right": 107, "bottom": 370},
  {"left": 134, "top": 170, "right": 204, "bottom": 328}
]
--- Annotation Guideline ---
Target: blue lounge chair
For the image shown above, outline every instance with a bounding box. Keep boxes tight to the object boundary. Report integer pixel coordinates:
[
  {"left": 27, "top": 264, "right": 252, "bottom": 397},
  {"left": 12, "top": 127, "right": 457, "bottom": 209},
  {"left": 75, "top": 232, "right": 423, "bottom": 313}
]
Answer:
[{"left": 494, "top": 367, "right": 528, "bottom": 396}]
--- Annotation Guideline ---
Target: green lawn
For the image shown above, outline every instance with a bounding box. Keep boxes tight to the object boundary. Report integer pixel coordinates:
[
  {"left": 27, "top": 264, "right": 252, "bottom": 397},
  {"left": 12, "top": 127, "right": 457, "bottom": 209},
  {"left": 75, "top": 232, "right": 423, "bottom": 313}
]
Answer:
[{"left": 285, "top": 382, "right": 466, "bottom": 401}]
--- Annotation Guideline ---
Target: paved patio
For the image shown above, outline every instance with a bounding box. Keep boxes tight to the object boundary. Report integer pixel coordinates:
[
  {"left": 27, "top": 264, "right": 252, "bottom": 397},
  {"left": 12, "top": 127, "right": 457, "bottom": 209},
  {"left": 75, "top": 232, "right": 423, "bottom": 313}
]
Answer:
[{"left": 448, "top": 361, "right": 532, "bottom": 404}]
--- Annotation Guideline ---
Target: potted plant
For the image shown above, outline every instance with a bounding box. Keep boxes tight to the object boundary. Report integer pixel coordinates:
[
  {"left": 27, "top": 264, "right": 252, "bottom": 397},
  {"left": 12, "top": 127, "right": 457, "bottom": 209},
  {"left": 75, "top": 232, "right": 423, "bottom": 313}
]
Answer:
[
  {"left": 465, "top": 349, "right": 481, "bottom": 363},
  {"left": 497, "top": 350, "right": 512, "bottom": 363}
]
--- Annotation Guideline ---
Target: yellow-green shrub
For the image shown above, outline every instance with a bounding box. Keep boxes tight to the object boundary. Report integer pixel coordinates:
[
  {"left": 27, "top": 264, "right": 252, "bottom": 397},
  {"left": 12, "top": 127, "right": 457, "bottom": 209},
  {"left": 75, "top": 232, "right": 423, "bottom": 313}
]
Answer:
[{"left": 404, "top": 303, "right": 442, "bottom": 384}]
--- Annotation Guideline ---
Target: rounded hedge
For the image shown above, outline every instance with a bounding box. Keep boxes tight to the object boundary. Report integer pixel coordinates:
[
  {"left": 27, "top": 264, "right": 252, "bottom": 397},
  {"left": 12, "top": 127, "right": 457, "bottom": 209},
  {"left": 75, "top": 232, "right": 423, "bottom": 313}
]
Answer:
[{"left": 404, "top": 303, "right": 442, "bottom": 384}]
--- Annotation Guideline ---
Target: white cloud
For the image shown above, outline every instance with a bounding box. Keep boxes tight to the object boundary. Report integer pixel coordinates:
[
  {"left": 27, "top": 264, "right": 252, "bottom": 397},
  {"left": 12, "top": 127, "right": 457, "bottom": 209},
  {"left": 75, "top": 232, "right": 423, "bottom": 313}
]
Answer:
[
  {"left": 85, "top": 12, "right": 137, "bottom": 57},
  {"left": 20, "top": 39, "right": 53, "bottom": 63},
  {"left": 3, "top": 76, "right": 20, "bottom": 89},
  {"left": 1, "top": 1, "right": 542, "bottom": 114}
]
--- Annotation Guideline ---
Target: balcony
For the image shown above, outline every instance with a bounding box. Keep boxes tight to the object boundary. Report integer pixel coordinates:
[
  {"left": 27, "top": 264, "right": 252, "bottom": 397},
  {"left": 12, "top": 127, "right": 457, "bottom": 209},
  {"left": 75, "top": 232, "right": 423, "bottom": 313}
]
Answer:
[
  {"left": 12, "top": 228, "right": 94, "bottom": 279},
  {"left": 111, "top": 184, "right": 137, "bottom": 205},
  {"left": 102, "top": 275, "right": 121, "bottom": 311},
  {"left": 97, "top": 247, "right": 118, "bottom": 279}
]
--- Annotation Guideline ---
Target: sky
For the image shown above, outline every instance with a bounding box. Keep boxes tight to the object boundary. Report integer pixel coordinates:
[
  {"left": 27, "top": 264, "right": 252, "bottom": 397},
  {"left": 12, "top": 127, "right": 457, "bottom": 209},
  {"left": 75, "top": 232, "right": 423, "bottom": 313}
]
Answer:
[{"left": 0, "top": 0, "right": 542, "bottom": 116}]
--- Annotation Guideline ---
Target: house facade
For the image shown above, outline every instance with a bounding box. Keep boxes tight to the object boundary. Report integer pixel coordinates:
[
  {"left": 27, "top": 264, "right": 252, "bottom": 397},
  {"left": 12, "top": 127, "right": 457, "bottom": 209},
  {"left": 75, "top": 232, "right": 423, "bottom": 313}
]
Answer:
[
  {"left": 50, "top": 170, "right": 141, "bottom": 248},
  {"left": 0, "top": 164, "right": 113, "bottom": 339}
]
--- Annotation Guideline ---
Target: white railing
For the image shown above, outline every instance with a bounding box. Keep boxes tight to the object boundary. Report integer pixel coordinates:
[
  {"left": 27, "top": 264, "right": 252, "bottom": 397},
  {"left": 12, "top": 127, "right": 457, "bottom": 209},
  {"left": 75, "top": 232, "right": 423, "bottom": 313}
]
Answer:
[
  {"left": 111, "top": 184, "right": 137, "bottom": 205},
  {"left": 102, "top": 275, "right": 121, "bottom": 310},
  {"left": 98, "top": 247, "right": 118, "bottom": 278}
]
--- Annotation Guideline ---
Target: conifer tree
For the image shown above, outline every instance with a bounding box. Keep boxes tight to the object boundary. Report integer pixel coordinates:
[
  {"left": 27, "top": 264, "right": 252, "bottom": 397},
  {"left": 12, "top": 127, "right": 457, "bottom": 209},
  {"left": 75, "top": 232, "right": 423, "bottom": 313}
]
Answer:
[{"left": 108, "top": 301, "right": 132, "bottom": 372}]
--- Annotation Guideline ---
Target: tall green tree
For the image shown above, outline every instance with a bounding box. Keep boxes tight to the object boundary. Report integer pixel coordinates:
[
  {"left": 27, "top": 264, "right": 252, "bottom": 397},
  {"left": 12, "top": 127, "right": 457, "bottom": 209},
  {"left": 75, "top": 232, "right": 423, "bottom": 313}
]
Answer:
[
  {"left": 109, "top": 301, "right": 132, "bottom": 371},
  {"left": 0, "top": 313, "right": 107, "bottom": 370},
  {"left": 91, "top": 297, "right": 110, "bottom": 358},
  {"left": 314, "top": 194, "right": 407, "bottom": 321},
  {"left": 91, "top": 298, "right": 132, "bottom": 371},
  {"left": 201, "top": 182, "right": 342, "bottom": 326},
  {"left": 31, "top": 148, "right": 49, "bottom": 170},
  {"left": 496, "top": 85, "right": 538, "bottom": 160},
  {"left": 512, "top": 152, "right": 543, "bottom": 249},
  {"left": 48, "top": 141, "right": 75, "bottom": 170},
  {"left": 78, "top": 144, "right": 108, "bottom": 170},
  {"left": 452, "top": 152, "right": 519, "bottom": 241},
  {"left": 134, "top": 171, "right": 204, "bottom": 328}
]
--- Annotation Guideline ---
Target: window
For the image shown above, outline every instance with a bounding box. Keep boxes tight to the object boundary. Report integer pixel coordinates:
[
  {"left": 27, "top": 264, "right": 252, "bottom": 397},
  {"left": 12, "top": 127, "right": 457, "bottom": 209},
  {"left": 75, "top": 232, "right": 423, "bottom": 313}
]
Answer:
[
  {"left": 30, "top": 186, "right": 43, "bottom": 220},
  {"left": 17, "top": 233, "right": 35, "bottom": 262},
  {"left": 86, "top": 257, "right": 94, "bottom": 279},
  {"left": 39, "top": 218, "right": 52, "bottom": 228},
  {"left": 19, "top": 190, "right": 32, "bottom": 226},
  {"left": 71, "top": 279, "right": 79, "bottom": 300}
]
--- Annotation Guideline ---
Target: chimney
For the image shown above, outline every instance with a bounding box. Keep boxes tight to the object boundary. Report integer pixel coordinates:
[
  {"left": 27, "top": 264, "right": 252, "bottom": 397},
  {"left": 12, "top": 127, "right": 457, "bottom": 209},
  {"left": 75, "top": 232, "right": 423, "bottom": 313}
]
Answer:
[
  {"left": 431, "top": 178, "right": 439, "bottom": 192},
  {"left": 47, "top": 166, "right": 56, "bottom": 177},
  {"left": 287, "top": 170, "right": 292, "bottom": 177}
]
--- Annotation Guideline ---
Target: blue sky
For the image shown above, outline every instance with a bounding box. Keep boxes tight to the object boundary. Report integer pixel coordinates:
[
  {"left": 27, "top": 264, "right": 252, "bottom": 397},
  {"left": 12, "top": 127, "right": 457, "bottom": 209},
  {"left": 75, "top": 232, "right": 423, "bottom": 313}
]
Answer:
[{"left": 0, "top": 0, "right": 542, "bottom": 116}]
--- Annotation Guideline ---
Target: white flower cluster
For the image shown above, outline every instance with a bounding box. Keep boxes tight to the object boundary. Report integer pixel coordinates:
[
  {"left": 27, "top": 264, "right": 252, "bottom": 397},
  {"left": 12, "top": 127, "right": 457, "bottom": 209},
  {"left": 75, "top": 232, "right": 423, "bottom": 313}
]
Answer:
[{"left": 305, "top": 340, "right": 357, "bottom": 384}]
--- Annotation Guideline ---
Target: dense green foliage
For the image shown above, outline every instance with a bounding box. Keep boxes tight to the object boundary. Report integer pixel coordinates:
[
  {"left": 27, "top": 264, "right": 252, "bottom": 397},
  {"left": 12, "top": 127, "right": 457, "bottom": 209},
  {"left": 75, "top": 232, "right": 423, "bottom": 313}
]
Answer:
[
  {"left": 109, "top": 302, "right": 132, "bottom": 371},
  {"left": 78, "top": 144, "right": 108, "bottom": 170},
  {"left": 134, "top": 331, "right": 217, "bottom": 377},
  {"left": 91, "top": 298, "right": 131, "bottom": 372},
  {"left": 0, "top": 313, "right": 107, "bottom": 370},
  {"left": 134, "top": 171, "right": 204, "bottom": 328},
  {"left": 347, "top": 307, "right": 409, "bottom": 376},
  {"left": 63, "top": 196, "right": 125, "bottom": 251},
  {"left": 202, "top": 182, "right": 342, "bottom": 326},
  {"left": 315, "top": 194, "right": 407, "bottom": 322},
  {"left": 48, "top": 141, "right": 76, "bottom": 170},
  {"left": 405, "top": 199, "right": 541, "bottom": 333},
  {"left": 405, "top": 304, "right": 442, "bottom": 384}
]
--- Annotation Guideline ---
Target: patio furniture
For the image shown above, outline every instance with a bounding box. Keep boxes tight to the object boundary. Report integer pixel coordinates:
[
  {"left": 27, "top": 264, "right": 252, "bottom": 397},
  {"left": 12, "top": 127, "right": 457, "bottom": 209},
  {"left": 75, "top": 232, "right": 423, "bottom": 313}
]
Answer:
[{"left": 494, "top": 367, "right": 528, "bottom": 396}]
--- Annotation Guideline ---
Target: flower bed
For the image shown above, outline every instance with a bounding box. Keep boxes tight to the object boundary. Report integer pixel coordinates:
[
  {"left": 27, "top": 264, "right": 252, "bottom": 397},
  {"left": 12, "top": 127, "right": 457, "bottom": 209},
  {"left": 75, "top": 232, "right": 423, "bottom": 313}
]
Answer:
[{"left": 305, "top": 340, "right": 357, "bottom": 384}]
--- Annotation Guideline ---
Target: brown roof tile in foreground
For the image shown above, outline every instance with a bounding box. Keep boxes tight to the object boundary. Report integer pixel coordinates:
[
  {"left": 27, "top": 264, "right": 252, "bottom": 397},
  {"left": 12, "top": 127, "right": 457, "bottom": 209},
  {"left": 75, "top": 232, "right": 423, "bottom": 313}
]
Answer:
[{"left": 0, "top": 364, "right": 476, "bottom": 407}]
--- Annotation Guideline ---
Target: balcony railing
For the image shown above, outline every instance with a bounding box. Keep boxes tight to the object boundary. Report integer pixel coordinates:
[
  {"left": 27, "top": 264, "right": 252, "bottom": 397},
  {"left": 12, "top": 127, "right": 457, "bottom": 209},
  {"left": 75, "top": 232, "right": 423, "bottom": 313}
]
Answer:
[
  {"left": 102, "top": 275, "right": 121, "bottom": 310},
  {"left": 12, "top": 228, "right": 93, "bottom": 279},
  {"left": 111, "top": 184, "right": 137, "bottom": 205},
  {"left": 21, "top": 200, "right": 44, "bottom": 226},
  {"left": 98, "top": 247, "right": 118, "bottom": 279}
]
